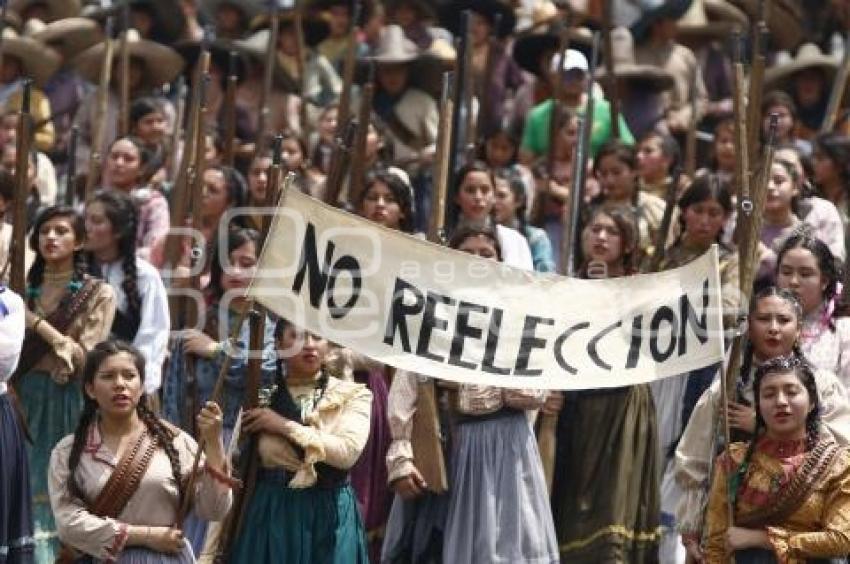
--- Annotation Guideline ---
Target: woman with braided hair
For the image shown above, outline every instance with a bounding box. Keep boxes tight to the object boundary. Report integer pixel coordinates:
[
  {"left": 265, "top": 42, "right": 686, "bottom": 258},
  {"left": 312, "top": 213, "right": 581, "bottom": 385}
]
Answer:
[
  {"left": 85, "top": 190, "right": 170, "bottom": 399},
  {"left": 703, "top": 355, "right": 850, "bottom": 562},
  {"left": 675, "top": 287, "right": 850, "bottom": 562},
  {"left": 48, "top": 340, "right": 234, "bottom": 563},
  {"left": 11, "top": 205, "right": 115, "bottom": 562}
]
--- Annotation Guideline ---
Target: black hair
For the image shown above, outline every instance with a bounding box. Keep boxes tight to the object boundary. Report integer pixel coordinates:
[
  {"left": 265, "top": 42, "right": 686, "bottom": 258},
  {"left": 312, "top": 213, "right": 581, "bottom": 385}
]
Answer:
[
  {"left": 205, "top": 164, "right": 248, "bottom": 218},
  {"left": 85, "top": 191, "right": 142, "bottom": 320},
  {"left": 776, "top": 233, "right": 842, "bottom": 326},
  {"left": 592, "top": 140, "right": 639, "bottom": 207},
  {"left": 359, "top": 168, "right": 416, "bottom": 233},
  {"left": 129, "top": 97, "right": 166, "bottom": 130},
  {"left": 447, "top": 224, "right": 503, "bottom": 261},
  {"left": 26, "top": 206, "right": 87, "bottom": 303},
  {"left": 104, "top": 136, "right": 157, "bottom": 187},
  {"left": 66, "top": 341, "right": 183, "bottom": 505},
  {"left": 0, "top": 167, "right": 13, "bottom": 202},
  {"left": 270, "top": 318, "right": 330, "bottom": 423},
  {"left": 762, "top": 90, "right": 798, "bottom": 120},
  {"left": 579, "top": 205, "right": 639, "bottom": 276},
  {"left": 812, "top": 133, "right": 850, "bottom": 220},
  {"left": 207, "top": 227, "right": 260, "bottom": 302},
  {"left": 676, "top": 173, "right": 733, "bottom": 243},
  {"left": 492, "top": 167, "right": 529, "bottom": 236},
  {"left": 639, "top": 130, "right": 681, "bottom": 173}
]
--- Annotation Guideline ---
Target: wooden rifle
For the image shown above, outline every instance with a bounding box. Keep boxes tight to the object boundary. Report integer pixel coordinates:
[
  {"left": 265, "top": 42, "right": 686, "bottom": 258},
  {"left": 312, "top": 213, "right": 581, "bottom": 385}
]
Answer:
[
  {"left": 427, "top": 73, "right": 455, "bottom": 245},
  {"left": 256, "top": 3, "right": 281, "bottom": 156},
  {"left": 323, "top": 119, "right": 358, "bottom": 206},
  {"left": 177, "top": 172, "right": 295, "bottom": 529},
  {"left": 216, "top": 136, "right": 285, "bottom": 557},
  {"left": 118, "top": 1, "right": 131, "bottom": 137},
  {"left": 448, "top": 11, "right": 472, "bottom": 191},
  {"left": 0, "top": 0, "right": 9, "bottom": 76},
  {"left": 731, "top": 31, "right": 750, "bottom": 247},
  {"left": 64, "top": 126, "right": 78, "bottom": 206},
  {"left": 294, "top": 4, "right": 308, "bottom": 138},
  {"left": 746, "top": 13, "right": 768, "bottom": 160},
  {"left": 168, "top": 76, "right": 187, "bottom": 181},
  {"left": 461, "top": 14, "right": 476, "bottom": 159},
  {"left": 8, "top": 80, "right": 31, "bottom": 295},
  {"left": 684, "top": 69, "right": 698, "bottom": 178},
  {"left": 544, "top": 13, "right": 570, "bottom": 209},
  {"left": 601, "top": 0, "right": 619, "bottom": 138},
  {"left": 222, "top": 51, "right": 239, "bottom": 167},
  {"left": 648, "top": 166, "right": 683, "bottom": 273},
  {"left": 821, "top": 31, "right": 850, "bottom": 133},
  {"left": 348, "top": 62, "right": 374, "bottom": 206},
  {"left": 476, "top": 13, "right": 501, "bottom": 144},
  {"left": 335, "top": 1, "right": 361, "bottom": 135},
  {"left": 85, "top": 15, "right": 116, "bottom": 199}
]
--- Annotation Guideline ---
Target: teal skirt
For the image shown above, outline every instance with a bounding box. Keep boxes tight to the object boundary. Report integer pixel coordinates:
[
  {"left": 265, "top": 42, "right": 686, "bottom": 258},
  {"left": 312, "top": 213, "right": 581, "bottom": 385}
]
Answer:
[
  {"left": 15, "top": 370, "right": 84, "bottom": 564},
  {"left": 230, "top": 478, "right": 369, "bottom": 564}
]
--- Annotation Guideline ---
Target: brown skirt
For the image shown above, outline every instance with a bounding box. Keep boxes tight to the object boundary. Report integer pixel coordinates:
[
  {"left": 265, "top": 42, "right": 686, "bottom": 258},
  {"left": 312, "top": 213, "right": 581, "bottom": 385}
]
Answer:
[{"left": 551, "top": 384, "right": 661, "bottom": 563}]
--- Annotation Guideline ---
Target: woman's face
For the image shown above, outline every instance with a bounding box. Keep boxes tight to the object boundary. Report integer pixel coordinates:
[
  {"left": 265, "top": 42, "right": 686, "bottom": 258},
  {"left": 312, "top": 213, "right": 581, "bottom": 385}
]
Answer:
[
  {"left": 758, "top": 370, "right": 813, "bottom": 439},
  {"left": 221, "top": 240, "right": 258, "bottom": 294},
  {"left": 470, "top": 11, "right": 491, "bottom": 45},
  {"left": 636, "top": 136, "right": 670, "bottom": 182},
  {"left": 765, "top": 104, "right": 794, "bottom": 140},
  {"left": 84, "top": 201, "right": 118, "bottom": 256},
  {"left": 581, "top": 212, "right": 624, "bottom": 266},
  {"left": 105, "top": 139, "right": 142, "bottom": 189},
  {"left": 596, "top": 154, "right": 637, "bottom": 202},
  {"left": 714, "top": 126, "right": 736, "bottom": 171},
  {"left": 794, "top": 69, "right": 825, "bottom": 108},
  {"left": 360, "top": 180, "right": 404, "bottom": 230},
  {"left": 85, "top": 352, "right": 144, "bottom": 419},
  {"left": 749, "top": 295, "right": 800, "bottom": 361},
  {"left": 682, "top": 198, "right": 728, "bottom": 247},
  {"left": 813, "top": 150, "right": 839, "bottom": 185},
  {"left": 248, "top": 157, "right": 271, "bottom": 203},
  {"left": 554, "top": 117, "right": 579, "bottom": 157},
  {"left": 202, "top": 168, "right": 230, "bottom": 221},
  {"left": 764, "top": 163, "right": 797, "bottom": 217},
  {"left": 491, "top": 180, "right": 518, "bottom": 225},
  {"left": 318, "top": 108, "right": 338, "bottom": 142},
  {"left": 455, "top": 170, "right": 494, "bottom": 221},
  {"left": 281, "top": 138, "right": 304, "bottom": 171},
  {"left": 485, "top": 133, "right": 515, "bottom": 168},
  {"left": 456, "top": 234, "right": 499, "bottom": 260},
  {"left": 38, "top": 215, "right": 81, "bottom": 264},
  {"left": 777, "top": 247, "right": 828, "bottom": 316},
  {"left": 278, "top": 326, "right": 328, "bottom": 378},
  {"left": 376, "top": 63, "right": 409, "bottom": 97},
  {"left": 134, "top": 111, "right": 168, "bottom": 144}
]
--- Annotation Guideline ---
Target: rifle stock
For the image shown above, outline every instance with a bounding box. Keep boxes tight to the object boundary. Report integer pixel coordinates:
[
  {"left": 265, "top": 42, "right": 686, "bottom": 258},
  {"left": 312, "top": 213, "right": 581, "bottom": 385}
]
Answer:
[
  {"left": 323, "top": 120, "right": 357, "bottom": 205},
  {"left": 648, "top": 167, "right": 682, "bottom": 273},
  {"left": 335, "top": 1, "right": 361, "bottom": 134},
  {"left": 8, "top": 80, "right": 32, "bottom": 294},
  {"left": 348, "top": 64, "right": 374, "bottom": 207},
  {"left": 427, "top": 73, "right": 454, "bottom": 244}
]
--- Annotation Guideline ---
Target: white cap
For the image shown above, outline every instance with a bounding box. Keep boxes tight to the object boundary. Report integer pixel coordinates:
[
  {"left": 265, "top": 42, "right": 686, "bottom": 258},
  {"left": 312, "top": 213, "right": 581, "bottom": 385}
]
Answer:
[{"left": 550, "top": 48, "right": 589, "bottom": 74}]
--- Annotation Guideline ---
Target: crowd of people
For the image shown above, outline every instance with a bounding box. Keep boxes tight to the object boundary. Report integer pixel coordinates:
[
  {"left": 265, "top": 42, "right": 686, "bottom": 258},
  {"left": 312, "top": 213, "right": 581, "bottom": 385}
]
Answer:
[{"left": 2, "top": 0, "right": 850, "bottom": 562}]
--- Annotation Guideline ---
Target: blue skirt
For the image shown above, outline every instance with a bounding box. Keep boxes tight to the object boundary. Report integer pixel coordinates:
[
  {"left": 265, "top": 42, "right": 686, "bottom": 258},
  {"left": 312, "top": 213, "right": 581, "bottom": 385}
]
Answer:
[
  {"left": 0, "top": 394, "right": 34, "bottom": 564},
  {"left": 229, "top": 477, "right": 368, "bottom": 564}
]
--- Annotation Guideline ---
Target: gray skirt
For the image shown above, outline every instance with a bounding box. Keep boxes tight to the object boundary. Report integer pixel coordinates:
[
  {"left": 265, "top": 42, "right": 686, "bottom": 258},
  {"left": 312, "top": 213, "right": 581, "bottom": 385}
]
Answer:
[{"left": 443, "top": 410, "right": 559, "bottom": 564}]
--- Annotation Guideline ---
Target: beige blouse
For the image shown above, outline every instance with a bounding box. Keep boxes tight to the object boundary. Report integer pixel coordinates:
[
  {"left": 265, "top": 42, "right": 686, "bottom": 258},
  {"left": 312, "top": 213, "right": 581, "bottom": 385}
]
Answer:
[
  {"left": 31, "top": 280, "right": 116, "bottom": 381},
  {"left": 257, "top": 376, "right": 372, "bottom": 489},
  {"left": 48, "top": 423, "right": 232, "bottom": 561}
]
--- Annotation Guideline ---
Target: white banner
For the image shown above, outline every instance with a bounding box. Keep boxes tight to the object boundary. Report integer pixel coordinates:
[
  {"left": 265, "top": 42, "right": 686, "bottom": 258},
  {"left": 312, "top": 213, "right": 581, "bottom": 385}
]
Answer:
[{"left": 248, "top": 190, "right": 725, "bottom": 390}]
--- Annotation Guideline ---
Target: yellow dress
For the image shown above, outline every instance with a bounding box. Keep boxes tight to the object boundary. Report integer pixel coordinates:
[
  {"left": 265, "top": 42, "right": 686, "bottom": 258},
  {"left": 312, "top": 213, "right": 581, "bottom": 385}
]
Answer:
[{"left": 704, "top": 436, "right": 850, "bottom": 563}]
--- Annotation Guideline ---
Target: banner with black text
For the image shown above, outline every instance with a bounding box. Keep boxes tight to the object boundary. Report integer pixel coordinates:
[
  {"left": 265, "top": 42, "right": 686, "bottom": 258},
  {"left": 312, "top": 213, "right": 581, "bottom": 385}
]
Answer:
[{"left": 247, "top": 190, "right": 725, "bottom": 390}]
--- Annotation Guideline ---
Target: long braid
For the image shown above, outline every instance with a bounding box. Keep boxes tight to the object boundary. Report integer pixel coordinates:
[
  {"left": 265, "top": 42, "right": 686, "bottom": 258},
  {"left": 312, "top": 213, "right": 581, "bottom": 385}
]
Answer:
[
  {"left": 66, "top": 399, "right": 99, "bottom": 500},
  {"left": 137, "top": 402, "right": 184, "bottom": 505},
  {"left": 121, "top": 252, "right": 142, "bottom": 319}
]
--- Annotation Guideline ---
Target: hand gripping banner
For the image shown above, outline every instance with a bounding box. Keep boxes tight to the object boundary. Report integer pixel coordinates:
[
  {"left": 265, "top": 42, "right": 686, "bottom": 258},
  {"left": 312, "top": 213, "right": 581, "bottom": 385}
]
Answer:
[{"left": 247, "top": 190, "right": 725, "bottom": 390}]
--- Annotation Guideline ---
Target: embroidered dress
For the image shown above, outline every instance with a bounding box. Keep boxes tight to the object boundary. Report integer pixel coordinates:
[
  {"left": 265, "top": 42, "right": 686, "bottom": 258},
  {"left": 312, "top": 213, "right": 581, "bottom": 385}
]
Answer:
[
  {"left": 704, "top": 437, "right": 850, "bottom": 563},
  {"left": 48, "top": 424, "right": 233, "bottom": 563},
  {"left": 14, "top": 279, "right": 115, "bottom": 563},
  {"left": 230, "top": 375, "right": 372, "bottom": 563}
]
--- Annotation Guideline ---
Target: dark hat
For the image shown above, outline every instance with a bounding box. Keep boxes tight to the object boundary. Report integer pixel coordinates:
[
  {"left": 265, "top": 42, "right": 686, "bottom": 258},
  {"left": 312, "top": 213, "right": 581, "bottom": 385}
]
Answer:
[
  {"left": 512, "top": 24, "right": 594, "bottom": 77},
  {"left": 82, "top": 0, "right": 187, "bottom": 45},
  {"left": 630, "top": 0, "right": 693, "bottom": 43},
  {"left": 11, "top": 0, "right": 81, "bottom": 22},
  {"left": 439, "top": 0, "right": 517, "bottom": 39},
  {"left": 24, "top": 17, "right": 104, "bottom": 60},
  {"left": 728, "top": 0, "right": 803, "bottom": 51},
  {"left": 174, "top": 39, "right": 247, "bottom": 82},
  {"left": 676, "top": 0, "right": 748, "bottom": 45},
  {"left": 250, "top": 10, "right": 332, "bottom": 47},
  {"left": 385, "top": 0, "right": 436, "bottom": 22},
  {"left": 595, "top": 27, "right": 675, "bottom": 91}
]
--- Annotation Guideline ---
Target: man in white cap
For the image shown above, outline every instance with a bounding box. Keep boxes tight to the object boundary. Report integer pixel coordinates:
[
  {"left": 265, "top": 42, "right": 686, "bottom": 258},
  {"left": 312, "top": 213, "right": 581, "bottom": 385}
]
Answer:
[{"left": 518, "top": 48, "right": 634, "bottom": 165}]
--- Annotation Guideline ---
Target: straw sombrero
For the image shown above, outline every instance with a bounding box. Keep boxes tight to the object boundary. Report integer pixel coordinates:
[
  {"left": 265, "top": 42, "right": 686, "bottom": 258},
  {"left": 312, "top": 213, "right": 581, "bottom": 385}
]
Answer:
[
  {"left": 676, "top": 0, "right": 748, "bottom": 43},
  {"left": 25, "top": 17, "right": 103, "bottom": 60},
  {"left": 1, "top": 27, "right": 61, "bottom": 86},
  {"left": 630, "top": 0, "right": 693, "bottom": 43},
  {"left": 72, "top": 29, "right": 184, "bottom": 91},
  {"left": 596, "top": 27, "right": 675, "bottom": 91},
  {"left": 10, "top": 0, "right": 81, "bottom": 22},
  {"left": 763, "top": 43, "right": 839, "bottom": 94},
  {"left": 728, "top": 0, "right": 803, "bottom": 51}
]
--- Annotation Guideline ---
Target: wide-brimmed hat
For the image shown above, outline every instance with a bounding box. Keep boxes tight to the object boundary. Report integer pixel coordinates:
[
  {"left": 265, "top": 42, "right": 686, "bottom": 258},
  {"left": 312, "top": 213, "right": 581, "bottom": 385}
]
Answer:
[
  {"left": 11, "top": 0, "right": 81, "bottom": 22},
  {"left": 630, "top": 0, "right": 693, "bottom": 43},
  {"left": 676, "top": 0, "right": 748, "bottom": 43},
  {"left": 201, "top": 0, "right": 266, "bottom": 28},
  {"left": 729, "top": 0, "right": 803, "bottom": 51},
  {"left": 73, "top": 28, "right": 184, "bottom": 91},
  {"left": 1, "top": 27, "right": 61, "bottom": 86},
  {"left": 82, "top": 0, "right": 186, "bottom": 45},
  {"left": 249, "top": 10, "right": 332, "bottom": 47},
  {"left": 174, "top": 39, "right": 247, "bottom": 82},
  {"left": 764, "top": 43, "right": 839, "bottom": 94},
  {"left": 595, "top": 27, "right": 675, "bottom": 91},
  {"left": 439, "top": 0, "right": 516, "bottom": 39},
  {"left": 369, "top": 23, "right": 419, "bottom": 64},
  {"left": 24, "top": 17, "right": 103, "bottom": 60},
  {"left": 512, "top": 23, "right": 594, "bottom": 77},
  {"left": 385, "top": 0, "right": 437, "bottom": 22}
]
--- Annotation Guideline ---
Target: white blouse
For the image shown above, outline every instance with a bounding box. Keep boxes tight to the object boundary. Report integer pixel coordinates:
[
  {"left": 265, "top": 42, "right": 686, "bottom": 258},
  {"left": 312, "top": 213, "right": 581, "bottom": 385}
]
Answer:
[{"left": 0, "top": 286, "right": 25, "bottom": 392}]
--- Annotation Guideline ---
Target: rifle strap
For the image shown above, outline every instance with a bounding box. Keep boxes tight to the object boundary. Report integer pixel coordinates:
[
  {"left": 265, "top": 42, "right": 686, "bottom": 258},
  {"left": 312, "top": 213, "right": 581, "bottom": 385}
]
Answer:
[{"left": 383, "top": 109, "right": 427, "bottom": 152}]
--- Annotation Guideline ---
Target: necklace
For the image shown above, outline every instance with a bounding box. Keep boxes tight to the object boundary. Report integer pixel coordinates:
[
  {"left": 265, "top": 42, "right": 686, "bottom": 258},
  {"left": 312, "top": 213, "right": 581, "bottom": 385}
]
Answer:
[{"left": 43, "top": 269, "right": 74, "bottom": 284}]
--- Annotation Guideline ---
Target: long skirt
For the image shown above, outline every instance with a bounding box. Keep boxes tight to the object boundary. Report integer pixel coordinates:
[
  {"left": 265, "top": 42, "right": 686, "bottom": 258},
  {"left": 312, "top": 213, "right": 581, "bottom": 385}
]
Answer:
[
  {"left": 15, "top": 371, "right": 83, "bottom": 563},
  {"left": 553, "top": 384, "right": 661, "bottom": 563},
  {"left": 0, "top": 393, "right": 34, "bottom": 564},
  {"left": 735, "top": 548, "right": 844, "bottom": 563},
  {"left": 229, "top": 476, "right": 368, "bottom": 564},
  {"left": 381, "top": 492, "right": 449, "bottom": 564},
  {"left": 443, "top": 410, "right": 559, "bottom": 564},
  {"left": 108, "top": 541, "right": 195, "bottom": 563},
  {"left": 350, "top": 369, "right": 392, "bottom": 562}
]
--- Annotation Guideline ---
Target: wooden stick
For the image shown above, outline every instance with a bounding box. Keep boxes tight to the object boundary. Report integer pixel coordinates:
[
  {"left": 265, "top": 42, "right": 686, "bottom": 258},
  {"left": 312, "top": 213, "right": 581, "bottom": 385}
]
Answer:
[
  {"left": 348, "top": 63, "right": 374, "bottom": 207},
  {"left": 601, "top": 0, "right": 619, "bottom": 139},
  {"left": 118, "top": 3, "right": 131, "bottom": 138},
  {"left": 222, "top": 51, "right": 239, "bottom": 167},
  {"left": 256, "top": 5, "right": 280, "bottom": 156},
  {"left": 8, "top": 80, "right": 31, "bottom": 295},
  {"left": 746, "top": 23, "right": 768, "bottom": 160},
  {"left": 427, "top": 73, "right": 454, "bottom": 244},
  {"left": 85, "top": 30, "right": 115, "bottom": 199},
  {"left": 684, "top": 69, "right": 698, "bottom": 178},
  {"left": 648, "top": 167, "right": 682, "bottom": 273},
  {"left": 168, "top": 76, "right": 187, "bottom": 181},
  {"left": 821, "top": 31, "right": 850, "bottom": 133},
  {"left": 731, "top": 32, "right": 749, "bottom": 247},
  {"left": 64, "top": 126, "right": 78, "bottom": 206},
  {"left": 335, "top": 1, "right": 361, "bottom": 134},
  {"left": 323, "top": 120, "right": 358, "bottom": 206}
]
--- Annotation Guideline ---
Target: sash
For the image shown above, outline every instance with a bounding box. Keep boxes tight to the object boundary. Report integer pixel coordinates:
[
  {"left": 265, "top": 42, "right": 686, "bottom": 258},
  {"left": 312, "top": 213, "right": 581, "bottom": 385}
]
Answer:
[{"left": 56, "top": 429, "right": 159, "bottom": 563}]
